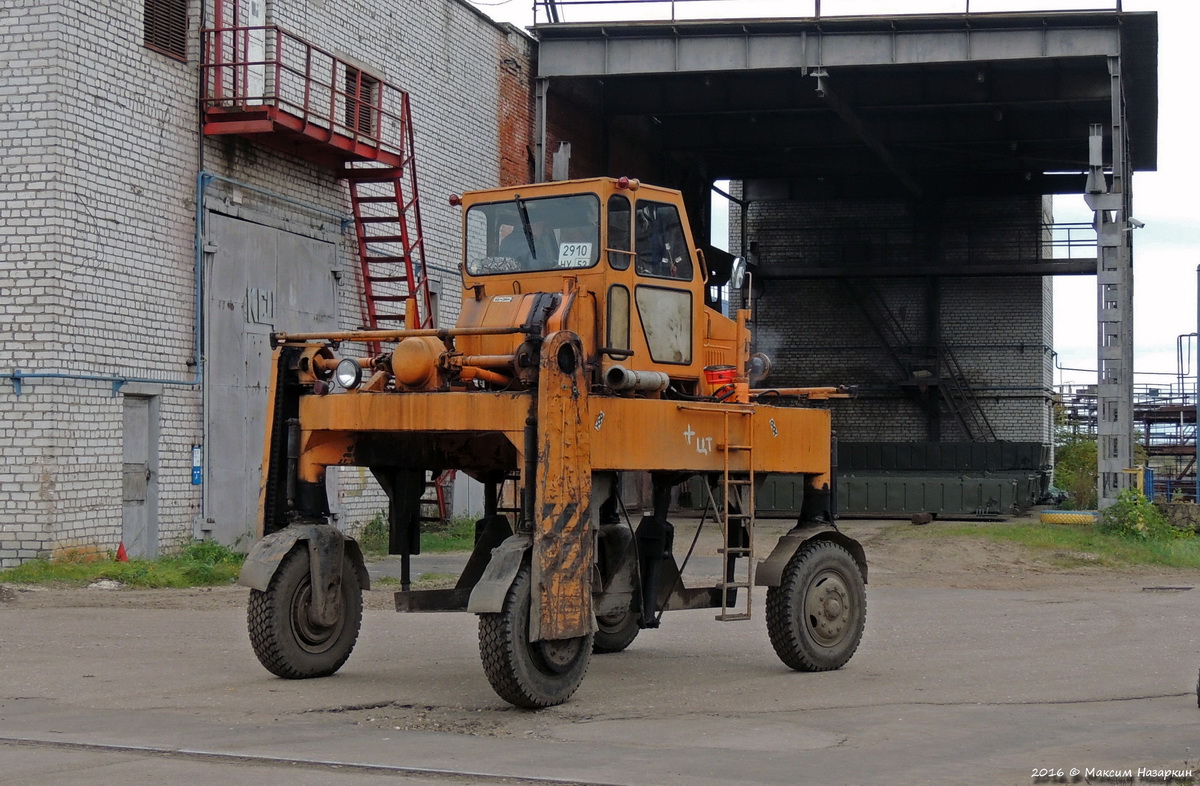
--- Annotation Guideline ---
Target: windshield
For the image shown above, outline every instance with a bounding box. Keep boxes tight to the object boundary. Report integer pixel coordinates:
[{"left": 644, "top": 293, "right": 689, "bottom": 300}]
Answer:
[{"left": 465, "top": 193, "right": 600, "bottom": 276}]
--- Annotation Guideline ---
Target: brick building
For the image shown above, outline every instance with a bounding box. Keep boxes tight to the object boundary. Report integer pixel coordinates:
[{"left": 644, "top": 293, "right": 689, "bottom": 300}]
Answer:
[{"left": 0, "top": 0, "right": 533, "bottom": 565}]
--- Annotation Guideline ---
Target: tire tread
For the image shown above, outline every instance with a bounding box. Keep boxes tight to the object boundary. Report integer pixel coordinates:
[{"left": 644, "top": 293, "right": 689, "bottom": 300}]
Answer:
[
  {"left": 246, "top": 547, "right": 362, "bottom": 679},
  {"left": 765, "top": 540, "right": 865, "bottom": 672},
  {"left": 478, "top": 565, "right": 591, "bottom": 708}
]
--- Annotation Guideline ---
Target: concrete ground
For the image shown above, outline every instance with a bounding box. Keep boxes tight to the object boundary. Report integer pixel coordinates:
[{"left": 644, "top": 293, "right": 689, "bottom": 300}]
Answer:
[{"left": 2, "top": 520, "right": 1199, "bottom": 785}]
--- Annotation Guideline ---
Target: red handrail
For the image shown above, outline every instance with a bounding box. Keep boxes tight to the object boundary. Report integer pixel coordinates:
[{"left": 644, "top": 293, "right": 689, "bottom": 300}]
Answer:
[{"left": 201, "top": 25, "right": 407, "bottom": 158}]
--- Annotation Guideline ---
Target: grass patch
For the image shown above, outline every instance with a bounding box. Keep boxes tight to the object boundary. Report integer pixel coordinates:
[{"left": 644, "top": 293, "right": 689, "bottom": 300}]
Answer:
[
  {"left": 422, "top": 518, "right": 476, "bottom": 553},
  {"left": 359, "top": 512, "right": 477, "bottom": 556},
  {"left": 897, "top": 519, "right": 1200, "bottom": 570},
  {"left": 374, "top": 572, "right": 457, "bottom": 589},
  {"left": 0, "top": 539, "right": 245, "bottom": 588}
]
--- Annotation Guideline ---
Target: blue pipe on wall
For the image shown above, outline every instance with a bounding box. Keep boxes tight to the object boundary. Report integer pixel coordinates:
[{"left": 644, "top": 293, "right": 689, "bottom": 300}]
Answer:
[{"left": 5, "top": 171, "right": 357, "bottom": 396}]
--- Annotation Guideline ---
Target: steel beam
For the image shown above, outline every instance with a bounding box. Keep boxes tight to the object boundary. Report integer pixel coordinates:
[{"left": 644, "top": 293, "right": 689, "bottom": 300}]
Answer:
[
  {"left": 759, "top": 259, "right": 1098, "bottom": 279},
  {"left": 537, "top": 22, "right": 1119, "bottom": 78},
  {"left": 813, "top": 70, "right": 921, "bottom": 199}
]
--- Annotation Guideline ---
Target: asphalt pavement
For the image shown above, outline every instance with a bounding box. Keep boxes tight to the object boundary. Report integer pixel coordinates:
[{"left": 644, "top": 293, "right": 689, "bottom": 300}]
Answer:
[{"left": 1, "top": 544, "right": 1198, "bottom": 785}]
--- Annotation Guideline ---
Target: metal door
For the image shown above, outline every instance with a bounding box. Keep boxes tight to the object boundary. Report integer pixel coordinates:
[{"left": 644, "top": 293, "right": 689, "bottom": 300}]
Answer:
[
  {"left": 122, "top": 396, "right": 158, "bottom": 558},
  {"left": 205, "top": 213, "right": 339, "bottom": 546}
]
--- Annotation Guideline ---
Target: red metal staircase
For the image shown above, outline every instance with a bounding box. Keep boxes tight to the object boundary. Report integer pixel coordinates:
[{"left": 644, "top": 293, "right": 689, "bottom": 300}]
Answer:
[
  {"left": 201, "top": 21, "right": 433, "bottom": 332},
  {"left": 344, "top": 93, "right": 433, "bottom": 333},
  {"left": 201, "top": 21, "right": 446, "bottom": 514}
]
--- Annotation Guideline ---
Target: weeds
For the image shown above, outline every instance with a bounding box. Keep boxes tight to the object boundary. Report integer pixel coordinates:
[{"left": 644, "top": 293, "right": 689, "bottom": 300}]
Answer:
[
  {"left": 358, "top": 511, "right": 389, "bottom": 554},
  {"left": 0, "top": 539, "right": 245, "bottom": 588},
  {"left": 422, "top": 517, "right": 476, "bottom": 552},
  {"left": 358, "top": 512, "right": 477, "bottom": 556},
  {"left": 374, "top": 572, "right": 457, "bottom": 589},
  {"left": 898, "top": 517, "right": 1200, "bottom": 570},
  {"left": 1098, "top": 487, "right": 1190, "bottom": 540}
]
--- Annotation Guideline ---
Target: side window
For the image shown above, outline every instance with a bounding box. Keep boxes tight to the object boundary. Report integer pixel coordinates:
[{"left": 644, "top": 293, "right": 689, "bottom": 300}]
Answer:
[
  {"left": 607, "top": 285, "right": 630, "bottom": 351},
  {"left": 635, "top": 201, "right": 693, "bottom": 281},
  {"left": 635, "top": 286, "right": 692, "bottom": 364},
  {"left": 607, "top": 195, "right": 631, "bottom": 270}
]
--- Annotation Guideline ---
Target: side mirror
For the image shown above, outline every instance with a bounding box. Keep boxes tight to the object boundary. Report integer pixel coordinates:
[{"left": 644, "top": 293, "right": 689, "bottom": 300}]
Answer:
[{"left": 729, "top": 256, "right": 747, "bottom": 289}]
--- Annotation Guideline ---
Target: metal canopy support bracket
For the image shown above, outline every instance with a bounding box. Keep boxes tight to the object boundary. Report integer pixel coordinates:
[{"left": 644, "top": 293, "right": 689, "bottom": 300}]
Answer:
[
  {"left": 813, "top": 70, "right": 922, "bottom": 200},
  {"left": 1084, "top": 54, "right": 1135, "bottom": 509}
]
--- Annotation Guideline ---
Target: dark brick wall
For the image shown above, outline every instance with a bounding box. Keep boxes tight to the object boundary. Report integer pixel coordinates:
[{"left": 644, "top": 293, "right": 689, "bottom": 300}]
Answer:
[{"left": 734, "top": 192, "right": 1054, "bottom": 444}]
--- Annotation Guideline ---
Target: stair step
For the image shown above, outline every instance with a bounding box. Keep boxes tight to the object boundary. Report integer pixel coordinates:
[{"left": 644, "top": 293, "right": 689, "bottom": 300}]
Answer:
[
  {"left": 719, "top": 547, "right": 752, "bottom": 555},
  {"left": 720, "top": 444, "right": 753, "bottom": 451},
  {"left": 358, "top": 216, "right": 402, "bottom": 224},
  {"left": 373, "top": 314, "right": 407, "bottom": 322},
  {"left": 715, "top": 612, "right": 752, "bottom": 622},
  {"left": 343, "top": 167, "right": 406, "bottom": 181},
  {"left": 367, "top": 276, "right": 412, "bottom": 284},
  {"left": 372, "top": 295, "right": 411, "bottom": 302},
  {"left": 725, "top": 479, "right": 753, "bottom": 486},
  {"left": 718, "top": 580, "right": 752, "bottom": 589},
  {"left": 364, "top": 255, "right": 411, "bottom": 263},
  {"left": 353, "top": 195, "right": 399, "bottom": 204},
  {"left": 363, "top": 235, "right": 409, "bottom": 244}
]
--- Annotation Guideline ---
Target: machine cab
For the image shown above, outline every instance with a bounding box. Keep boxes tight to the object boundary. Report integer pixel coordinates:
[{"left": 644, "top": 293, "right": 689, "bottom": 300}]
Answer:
[{"left": 455, "top": 177, "right": 740, "bottom": 396}]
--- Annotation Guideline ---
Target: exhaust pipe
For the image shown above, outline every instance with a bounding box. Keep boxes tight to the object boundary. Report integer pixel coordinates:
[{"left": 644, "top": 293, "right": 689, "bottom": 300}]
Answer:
[{"left": 605, "top": 364, "right": 670, "bottom": 393}]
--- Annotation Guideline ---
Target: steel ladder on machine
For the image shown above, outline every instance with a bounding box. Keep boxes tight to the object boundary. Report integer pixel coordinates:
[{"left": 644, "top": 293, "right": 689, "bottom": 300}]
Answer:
[{"left": 714, "top": 405, "right": 755, "bottom": 621}]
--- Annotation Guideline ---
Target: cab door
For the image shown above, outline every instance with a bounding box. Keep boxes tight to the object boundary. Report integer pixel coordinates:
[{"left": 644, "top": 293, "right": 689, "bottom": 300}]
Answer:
[{"left": 631, "top": 199, "right": 695, "bottom": 370}]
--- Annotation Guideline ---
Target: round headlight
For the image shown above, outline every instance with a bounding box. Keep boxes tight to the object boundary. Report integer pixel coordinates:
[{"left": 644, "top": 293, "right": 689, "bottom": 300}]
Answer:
[
  {"left": 334, "top": 358, "right": 363, "bottom": 390},
  {"left": 749, "top": 352, "right": 772, "bottom": 385}
]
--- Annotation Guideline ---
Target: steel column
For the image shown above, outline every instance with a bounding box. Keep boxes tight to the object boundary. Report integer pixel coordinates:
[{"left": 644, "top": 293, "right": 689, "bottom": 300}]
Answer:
[
  {"left": 534, "top": 79, "right": 549, "bottom": 183},
  {"left": 1085, "top": 53, "right": 1135, "bottom": 509}
]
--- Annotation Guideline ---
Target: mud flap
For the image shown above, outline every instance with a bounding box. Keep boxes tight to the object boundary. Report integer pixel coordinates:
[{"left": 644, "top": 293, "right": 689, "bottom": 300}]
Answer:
[
  {"left": 238, "top": 525, "right": 370, "bottom": 624},
  {"left": 754, "top": 526, "right": 868, "bottom": 587},
  {"left": 467, "top": 534, "right": 532, "bottom": 613}
]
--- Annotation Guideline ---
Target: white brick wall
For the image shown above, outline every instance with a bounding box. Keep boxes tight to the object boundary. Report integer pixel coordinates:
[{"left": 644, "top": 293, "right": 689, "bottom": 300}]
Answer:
[{"left": 0, "top": 0, "right": 532, "bottom": 566}]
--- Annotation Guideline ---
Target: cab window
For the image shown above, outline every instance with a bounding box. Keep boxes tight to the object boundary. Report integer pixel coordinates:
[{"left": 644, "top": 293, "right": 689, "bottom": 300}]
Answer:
[
  {"left": 635, "top": 201, "right": 692, "bottom": 281},
  {"left": 607, "top": 194, "right": 632, "bottom": 270},
  {"left": 465, "top": 193, "right": 600, "bottom": 275},
  {"left": 607, "top": 285, "right": 630, "bottom": 350}
]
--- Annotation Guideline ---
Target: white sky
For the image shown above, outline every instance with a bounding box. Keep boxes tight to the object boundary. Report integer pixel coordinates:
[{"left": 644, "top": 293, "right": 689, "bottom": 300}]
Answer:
[{"left": 468, "top": 0, "right": 1198, "bottom": 393}]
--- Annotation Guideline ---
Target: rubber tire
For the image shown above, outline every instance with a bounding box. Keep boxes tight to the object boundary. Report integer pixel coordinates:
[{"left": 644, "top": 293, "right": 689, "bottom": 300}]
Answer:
[
  {"left": 766, "top": 540, "right": 866, "bottom": 672},
  {"left": 247, "top": 546, "right": 363, "bottom": 679},
  {"left": 593, "top": 601, "right": 640, "bottom": 654},
  {"left": 478, "top": 563, "right": 592, "bottom": 708}
]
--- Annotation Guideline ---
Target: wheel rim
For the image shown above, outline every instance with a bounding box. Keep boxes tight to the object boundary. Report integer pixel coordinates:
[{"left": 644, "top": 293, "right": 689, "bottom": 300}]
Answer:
[
  {"left": 596, "top": 606, "right": 634, "bottom": 635},
  {"left": 290, "top": 576, "right": 343, "bottom": 654},
  {"left": 519, "top": 587, "right": 586, "bottom": 675},
  {"left": 533, "top": 637, "right": 586, "bottom": 674},
  {"left": 803, "top": 567, "right": 852, "bottom": 647}
]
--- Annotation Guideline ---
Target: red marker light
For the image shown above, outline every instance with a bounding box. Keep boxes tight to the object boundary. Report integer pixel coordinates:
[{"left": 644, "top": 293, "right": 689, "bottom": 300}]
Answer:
[
  {"left": 616, "top": 177, "right": 629, "bottom": 189},
  {"left": 449, "top": 194, "right": 462, "bottom": 206}
]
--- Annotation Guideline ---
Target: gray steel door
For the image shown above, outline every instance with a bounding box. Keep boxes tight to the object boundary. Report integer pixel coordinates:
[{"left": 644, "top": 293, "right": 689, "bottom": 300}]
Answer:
[
  {"left": 122, "top": 396, "right": 158, "bottom": 558},
  {"left": 205, "top": 213, "right": 339, "bottom": 546}
]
